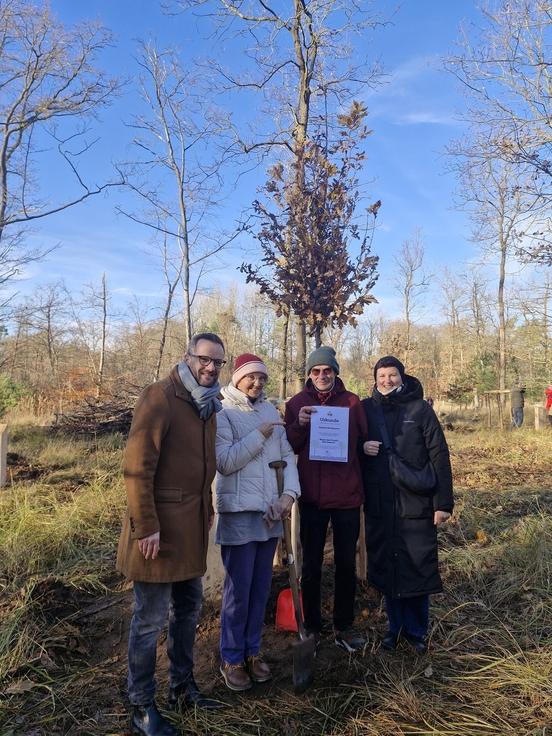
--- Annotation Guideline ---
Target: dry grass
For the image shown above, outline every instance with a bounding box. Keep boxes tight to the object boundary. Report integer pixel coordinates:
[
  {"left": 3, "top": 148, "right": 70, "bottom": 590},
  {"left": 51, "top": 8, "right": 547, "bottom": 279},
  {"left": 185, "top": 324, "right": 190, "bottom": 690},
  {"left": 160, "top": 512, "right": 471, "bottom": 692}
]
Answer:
[
  {"left": 0, "top": 429, "right": 125, "bottom": 699},
  {"left": 0, "top": 427, "right": 551, "bottom": 735}
]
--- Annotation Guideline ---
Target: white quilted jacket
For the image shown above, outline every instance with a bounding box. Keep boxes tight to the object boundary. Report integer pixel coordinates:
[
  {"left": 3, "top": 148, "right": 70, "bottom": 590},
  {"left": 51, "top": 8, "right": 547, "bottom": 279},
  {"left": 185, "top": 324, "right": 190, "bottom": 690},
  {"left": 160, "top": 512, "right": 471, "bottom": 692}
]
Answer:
[{"left": 215, "top": 384, "right": 301, "bottom": 513}]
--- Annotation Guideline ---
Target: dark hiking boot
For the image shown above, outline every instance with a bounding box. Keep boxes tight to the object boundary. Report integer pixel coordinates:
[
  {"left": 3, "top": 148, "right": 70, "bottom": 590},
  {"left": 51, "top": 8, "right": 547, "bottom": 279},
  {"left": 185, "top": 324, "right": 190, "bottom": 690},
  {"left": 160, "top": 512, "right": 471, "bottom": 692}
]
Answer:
[
  {"left": 130, "top": 702, "right": 177, "bottom": 736},
  {"left": 404, "top": 633, "right": 428, "bottom": 654},
  {"left": 168, "top": 674, "right": 225, "bottom": 710},
  {"left": 381, "top": 631, "right": 398, "bottom": 651}
]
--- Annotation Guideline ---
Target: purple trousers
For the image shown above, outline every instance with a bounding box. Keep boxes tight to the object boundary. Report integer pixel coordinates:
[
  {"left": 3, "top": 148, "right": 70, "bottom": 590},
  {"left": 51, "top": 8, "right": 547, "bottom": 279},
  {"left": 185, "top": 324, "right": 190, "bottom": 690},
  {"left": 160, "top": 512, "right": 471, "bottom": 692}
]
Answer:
[{"left": 220, "top": 538, "right": 278, "bottom": 665}]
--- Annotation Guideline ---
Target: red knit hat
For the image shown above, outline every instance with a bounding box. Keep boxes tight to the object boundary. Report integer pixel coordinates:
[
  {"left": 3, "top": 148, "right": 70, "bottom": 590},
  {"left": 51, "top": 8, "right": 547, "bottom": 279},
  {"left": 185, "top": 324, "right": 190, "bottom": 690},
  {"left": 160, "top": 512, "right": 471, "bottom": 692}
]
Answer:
[{"left": 232, "top": 353, "right": 268, "bottom": 386}]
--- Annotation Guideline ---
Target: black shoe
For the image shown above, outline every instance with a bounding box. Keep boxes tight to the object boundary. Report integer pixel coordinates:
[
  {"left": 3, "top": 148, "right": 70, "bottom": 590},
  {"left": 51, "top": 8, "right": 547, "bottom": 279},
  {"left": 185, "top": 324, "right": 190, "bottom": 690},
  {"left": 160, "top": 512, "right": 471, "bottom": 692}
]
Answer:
[
  {"left": 381, "top": 632, "right": 398, "bottom": 651},
  {"left": 404, "top": 633, "right": 427, "bottom": 654},
  {"left": 130, "top": 702, "right": 177, "bottom": 736},
  {"left": 168, "top": 675, "right": 225, "bottom": 711}
]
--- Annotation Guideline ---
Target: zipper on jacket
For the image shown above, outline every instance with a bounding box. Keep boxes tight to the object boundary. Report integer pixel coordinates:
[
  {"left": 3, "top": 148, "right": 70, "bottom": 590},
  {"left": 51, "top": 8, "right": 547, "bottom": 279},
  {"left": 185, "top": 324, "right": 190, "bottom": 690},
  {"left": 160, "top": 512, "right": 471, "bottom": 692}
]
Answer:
[
  {"left": 388, "top": 406, "right": 400, "bottom": 598},
  {"left": 202, "top": 420, "right": 208, "bottom": 544}
]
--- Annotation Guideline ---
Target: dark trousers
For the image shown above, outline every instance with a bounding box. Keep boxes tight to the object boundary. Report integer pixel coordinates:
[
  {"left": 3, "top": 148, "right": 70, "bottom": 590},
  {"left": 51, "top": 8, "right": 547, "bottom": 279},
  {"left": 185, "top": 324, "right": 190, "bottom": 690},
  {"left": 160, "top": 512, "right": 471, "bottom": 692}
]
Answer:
[
  {"left": 220, "top": 538, "right": 278, "bottom": 664},
  {"left": 385, "top": 594, "right": 429, "bottom": 639},
  {"left": 512, "top": 407, "right": 524, "bottom": 427},
  {"left": 128, "top": 578, "right": 203, "bottom": 706},
  {"left": 299, "top": 503, "right": 360, "bottom": 633}
]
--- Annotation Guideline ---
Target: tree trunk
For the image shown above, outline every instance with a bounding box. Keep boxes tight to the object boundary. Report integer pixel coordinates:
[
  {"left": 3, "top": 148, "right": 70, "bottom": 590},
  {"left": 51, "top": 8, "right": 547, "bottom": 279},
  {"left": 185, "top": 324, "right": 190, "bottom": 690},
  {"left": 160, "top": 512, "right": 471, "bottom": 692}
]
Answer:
[
  {"left": 155, "top": 283, "right": 177, "bottom": 381},
  {"left": 543, "top": 279, "right": 550, "bottom": 371},
  {"left": 45, "top": 305, "right": 57, "bottom": 375},
  {"left": 403, "top": 281, "right": 411, "bottom": 366},
  {"left": 95, "top": 273, "right": 107, "bottom": 400},
  {"left": 294, "top": 317, "right": 307, "bottom": 393},
  {"left": 279, "top": 309, "right": 290, "bottom": 399},
  {"left": 289, "top": 0, "right": 312, "bottom": 394},
  {"left": 180, "top": 230, "right": 192, "bottom": 348},
  {"left": 497, "top": 235, "right": 507, "bottom": 398},
  {"left": 9, "top": 317, "right": 23, "bottom": 376},
  {"left": 471, "top": 278, "right": 483, "bottom": 360},
  {"left": 314, "top": 324, "right": 322, "bottom": 349}
]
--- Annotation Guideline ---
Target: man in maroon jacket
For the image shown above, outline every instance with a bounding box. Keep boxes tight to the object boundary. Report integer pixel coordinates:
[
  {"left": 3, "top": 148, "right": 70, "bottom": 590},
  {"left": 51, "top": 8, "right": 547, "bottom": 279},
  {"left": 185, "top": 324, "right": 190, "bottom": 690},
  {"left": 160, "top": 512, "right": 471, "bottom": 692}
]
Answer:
[{"left": 285, "top": 346, "right": 368, "bottom": 652}]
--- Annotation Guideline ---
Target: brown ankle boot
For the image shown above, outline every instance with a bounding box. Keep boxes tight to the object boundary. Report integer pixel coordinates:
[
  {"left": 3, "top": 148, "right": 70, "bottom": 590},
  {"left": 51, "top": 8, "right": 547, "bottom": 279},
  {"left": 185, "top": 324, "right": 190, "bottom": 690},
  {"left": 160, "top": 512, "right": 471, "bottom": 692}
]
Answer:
[
  {"left": 246, "top": 654, "right": 272, "bottom": 683},
  {"left": 220, "top": 662, "right": 252, "bottom": 692}
]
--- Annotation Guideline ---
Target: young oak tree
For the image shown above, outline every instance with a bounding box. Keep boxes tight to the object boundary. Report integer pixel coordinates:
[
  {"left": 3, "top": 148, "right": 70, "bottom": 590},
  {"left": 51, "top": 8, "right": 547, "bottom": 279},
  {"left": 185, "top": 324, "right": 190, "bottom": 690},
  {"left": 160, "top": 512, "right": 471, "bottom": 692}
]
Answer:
[
  {"left": 171, "top": 0, "right": 384, "bottom": 388},
  {"left": 241, "top": 102, "right": 379, "bottom": 368}
]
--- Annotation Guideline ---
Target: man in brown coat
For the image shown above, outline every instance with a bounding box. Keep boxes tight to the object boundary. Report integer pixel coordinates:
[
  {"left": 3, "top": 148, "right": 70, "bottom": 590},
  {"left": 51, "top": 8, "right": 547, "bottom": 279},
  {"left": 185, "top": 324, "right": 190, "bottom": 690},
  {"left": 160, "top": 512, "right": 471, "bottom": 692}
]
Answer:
[{"left": 117, "top": 333, "right": 226, "bottom": 736}]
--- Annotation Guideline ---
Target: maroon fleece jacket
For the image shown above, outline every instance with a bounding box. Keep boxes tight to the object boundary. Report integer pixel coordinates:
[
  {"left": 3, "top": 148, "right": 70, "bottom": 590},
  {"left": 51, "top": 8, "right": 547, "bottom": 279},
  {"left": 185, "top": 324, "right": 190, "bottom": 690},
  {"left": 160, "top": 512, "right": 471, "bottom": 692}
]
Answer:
[{"left": 284, "top": 378, "right": 368, "bottom": 509}]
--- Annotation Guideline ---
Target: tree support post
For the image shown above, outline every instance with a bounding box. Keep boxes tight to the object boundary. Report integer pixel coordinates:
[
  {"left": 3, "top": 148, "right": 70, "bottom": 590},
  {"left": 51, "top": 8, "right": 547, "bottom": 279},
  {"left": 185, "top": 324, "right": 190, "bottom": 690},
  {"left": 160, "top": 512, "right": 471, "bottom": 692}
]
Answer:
[
  {"left": 0, "top": 424, "right": 8, "bottom": 488},
  {"left": 534, "top": 405, "right": 547, "bottom": 431}
]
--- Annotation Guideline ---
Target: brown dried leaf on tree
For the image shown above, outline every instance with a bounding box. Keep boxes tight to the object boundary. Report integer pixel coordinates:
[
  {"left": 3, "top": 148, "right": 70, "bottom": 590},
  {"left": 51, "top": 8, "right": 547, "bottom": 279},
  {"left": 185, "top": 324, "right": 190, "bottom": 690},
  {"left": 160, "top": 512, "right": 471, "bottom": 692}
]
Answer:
[{"left": 242, "top": 102, "right": 379, "bottom": 348}]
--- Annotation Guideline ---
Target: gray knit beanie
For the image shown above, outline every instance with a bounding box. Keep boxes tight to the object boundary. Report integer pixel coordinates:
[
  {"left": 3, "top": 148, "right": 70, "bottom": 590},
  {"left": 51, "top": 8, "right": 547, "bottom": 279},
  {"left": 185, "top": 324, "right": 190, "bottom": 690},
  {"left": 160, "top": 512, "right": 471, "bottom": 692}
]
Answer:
[{"left": 306, "top": 346, "right": 340, "bottom": 375}]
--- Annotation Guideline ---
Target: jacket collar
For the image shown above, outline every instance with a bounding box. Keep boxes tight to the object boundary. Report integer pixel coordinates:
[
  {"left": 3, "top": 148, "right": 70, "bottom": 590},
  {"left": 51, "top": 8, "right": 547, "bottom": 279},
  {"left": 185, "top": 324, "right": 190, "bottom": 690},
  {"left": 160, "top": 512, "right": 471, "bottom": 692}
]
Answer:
[
  {"left": 169, "top": 365, "right": 193, "bottom": 402},
  {"left": 221, "top": 382, "right": 265, "bottom": 409}
]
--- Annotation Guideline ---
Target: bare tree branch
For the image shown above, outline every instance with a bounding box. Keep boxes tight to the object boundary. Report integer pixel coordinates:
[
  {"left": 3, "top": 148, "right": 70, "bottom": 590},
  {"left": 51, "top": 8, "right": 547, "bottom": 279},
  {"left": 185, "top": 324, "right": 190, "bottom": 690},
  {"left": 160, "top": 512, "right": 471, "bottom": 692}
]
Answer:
[
  {"left": 0, "top": 0, "right": 124, "bottom": 290},
  {"left": 119, "top": 41, "right": 238, "bottom": 344}
]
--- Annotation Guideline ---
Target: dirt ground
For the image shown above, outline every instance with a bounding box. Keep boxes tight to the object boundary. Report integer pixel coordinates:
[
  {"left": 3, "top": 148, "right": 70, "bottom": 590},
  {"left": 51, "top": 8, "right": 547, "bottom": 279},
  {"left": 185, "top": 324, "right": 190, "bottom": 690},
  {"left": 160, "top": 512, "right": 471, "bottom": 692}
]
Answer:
[
  {"left": 5, "top": 548, "right": 388, "bottom": 735},
  {"left": 3, "top": 430, "right": 551, "bottom": 735}
]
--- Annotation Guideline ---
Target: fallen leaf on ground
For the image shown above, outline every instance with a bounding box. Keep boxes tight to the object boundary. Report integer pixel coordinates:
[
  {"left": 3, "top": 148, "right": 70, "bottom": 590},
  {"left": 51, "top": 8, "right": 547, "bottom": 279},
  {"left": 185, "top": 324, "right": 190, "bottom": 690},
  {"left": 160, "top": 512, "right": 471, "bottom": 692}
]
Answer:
[{"left": 6, "top": 679, "right": 38, "bottom": 695}]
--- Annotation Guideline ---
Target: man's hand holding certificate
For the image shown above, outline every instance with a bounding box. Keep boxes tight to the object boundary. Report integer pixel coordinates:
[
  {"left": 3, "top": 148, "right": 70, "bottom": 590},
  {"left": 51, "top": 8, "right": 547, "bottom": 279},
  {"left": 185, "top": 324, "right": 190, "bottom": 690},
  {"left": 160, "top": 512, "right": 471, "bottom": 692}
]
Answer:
[{"left": 309, "top": 406, "right": 349, "bottom": 463}]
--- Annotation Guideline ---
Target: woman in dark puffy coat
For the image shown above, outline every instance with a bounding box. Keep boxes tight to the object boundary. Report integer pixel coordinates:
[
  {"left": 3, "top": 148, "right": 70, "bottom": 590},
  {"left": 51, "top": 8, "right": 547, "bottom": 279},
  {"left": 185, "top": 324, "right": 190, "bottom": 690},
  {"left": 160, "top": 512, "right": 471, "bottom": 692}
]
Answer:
[{"left": 361, "top": 356, "right": 453, "bottom": 653}]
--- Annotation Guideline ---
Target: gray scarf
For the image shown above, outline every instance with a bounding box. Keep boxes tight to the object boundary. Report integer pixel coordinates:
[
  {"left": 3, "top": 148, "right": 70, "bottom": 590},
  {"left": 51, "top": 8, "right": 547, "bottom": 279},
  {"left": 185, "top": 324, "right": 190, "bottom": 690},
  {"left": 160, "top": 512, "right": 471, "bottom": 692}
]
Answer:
[{"left": 177, "top": 361, "right": 222, "bottom": 420}]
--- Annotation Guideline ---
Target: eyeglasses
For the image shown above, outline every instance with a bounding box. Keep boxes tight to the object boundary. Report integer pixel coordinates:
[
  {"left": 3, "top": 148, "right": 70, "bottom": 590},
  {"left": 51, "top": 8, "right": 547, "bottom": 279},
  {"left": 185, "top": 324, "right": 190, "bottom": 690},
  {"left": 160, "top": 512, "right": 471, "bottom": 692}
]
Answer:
[
  {"left": 188, "top": 354, "right": 226, "bottom": 369},
  {"left": 310, "top": 367, "right": 334, "bottom": 376},
  {"left": 242, "top": 374, "right": 268, "bottom": 384}
]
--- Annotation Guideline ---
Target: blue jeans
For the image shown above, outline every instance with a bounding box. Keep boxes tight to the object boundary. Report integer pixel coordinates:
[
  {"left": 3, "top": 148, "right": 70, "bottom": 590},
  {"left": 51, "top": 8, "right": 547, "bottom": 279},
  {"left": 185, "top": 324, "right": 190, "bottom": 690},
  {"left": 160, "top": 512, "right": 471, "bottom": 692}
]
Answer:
[
  {"left": 512, "top": 407, "right": 524, "bottom": 427},
  {"left": 128, "top": 578, "right": 203, "bottom": 706},
  {"left": 385, "top": 594, "right": 429, "bottom": 639},
  {"left": 220, "top": 538, "right": 278, "bottom": 664}
]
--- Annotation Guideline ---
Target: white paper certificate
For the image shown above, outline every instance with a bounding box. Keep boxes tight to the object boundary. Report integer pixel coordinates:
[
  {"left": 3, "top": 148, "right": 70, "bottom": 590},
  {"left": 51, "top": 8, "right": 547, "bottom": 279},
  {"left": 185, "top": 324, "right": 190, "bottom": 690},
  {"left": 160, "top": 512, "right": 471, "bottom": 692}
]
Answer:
[{"left": 309, "top": 406, "right": 349, "bottom": 463}]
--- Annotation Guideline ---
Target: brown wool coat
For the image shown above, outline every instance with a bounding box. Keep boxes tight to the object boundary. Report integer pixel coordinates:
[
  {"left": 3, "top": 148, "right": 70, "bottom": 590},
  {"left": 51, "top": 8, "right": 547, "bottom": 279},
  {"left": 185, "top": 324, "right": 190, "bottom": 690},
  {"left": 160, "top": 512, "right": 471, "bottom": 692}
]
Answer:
[{"left": 116, "top": 366, "right": 216, "bottom": 583}]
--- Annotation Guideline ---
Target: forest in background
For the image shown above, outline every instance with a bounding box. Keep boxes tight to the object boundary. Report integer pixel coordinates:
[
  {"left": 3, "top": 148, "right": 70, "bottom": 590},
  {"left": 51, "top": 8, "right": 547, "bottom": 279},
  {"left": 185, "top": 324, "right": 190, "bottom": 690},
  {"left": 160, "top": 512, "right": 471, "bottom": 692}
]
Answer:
[
  {"left": 1, "top": 275, "right": 551, "bottom": 418},
  {"left": 0, "top": 0, "right": 551, "bottom": 416}
]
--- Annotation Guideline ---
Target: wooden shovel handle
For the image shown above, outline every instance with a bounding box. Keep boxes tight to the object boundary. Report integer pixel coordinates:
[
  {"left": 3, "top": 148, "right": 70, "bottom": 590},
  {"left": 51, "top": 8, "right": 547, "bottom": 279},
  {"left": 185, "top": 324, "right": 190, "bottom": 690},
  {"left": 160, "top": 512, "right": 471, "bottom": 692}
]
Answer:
[
  {"left": 282, "top": 515, "right": 308, "bottom": 640},
  {"left": 270, "top": 460, "right": 308, "bottom": 640}
]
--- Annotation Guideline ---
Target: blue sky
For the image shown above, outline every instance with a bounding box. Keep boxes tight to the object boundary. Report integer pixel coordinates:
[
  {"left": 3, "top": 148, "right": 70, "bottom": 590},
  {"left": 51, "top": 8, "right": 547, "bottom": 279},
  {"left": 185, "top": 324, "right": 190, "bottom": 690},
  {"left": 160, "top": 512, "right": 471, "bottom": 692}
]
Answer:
[{"left": 16, "top": 1, "right": 488, "bottom": 322}]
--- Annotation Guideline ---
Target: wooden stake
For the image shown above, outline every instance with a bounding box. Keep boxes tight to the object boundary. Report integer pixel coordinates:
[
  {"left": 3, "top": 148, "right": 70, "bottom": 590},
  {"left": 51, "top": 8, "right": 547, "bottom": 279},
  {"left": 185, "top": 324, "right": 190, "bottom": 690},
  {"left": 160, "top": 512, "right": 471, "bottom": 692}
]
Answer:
[
  {"left": 0, "top": 424, "right": 8, "bottom": 488},
  {"left": 534, "top": 404, "right": 547, "bottom": 431}
]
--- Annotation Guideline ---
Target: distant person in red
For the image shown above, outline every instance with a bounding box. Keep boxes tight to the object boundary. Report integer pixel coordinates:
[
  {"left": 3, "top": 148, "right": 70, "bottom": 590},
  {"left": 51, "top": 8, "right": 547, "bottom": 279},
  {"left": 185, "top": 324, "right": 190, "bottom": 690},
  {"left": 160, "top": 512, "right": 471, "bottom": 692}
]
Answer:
[{"left": 546, "top": 385, "right": 552, "bottom": 427}]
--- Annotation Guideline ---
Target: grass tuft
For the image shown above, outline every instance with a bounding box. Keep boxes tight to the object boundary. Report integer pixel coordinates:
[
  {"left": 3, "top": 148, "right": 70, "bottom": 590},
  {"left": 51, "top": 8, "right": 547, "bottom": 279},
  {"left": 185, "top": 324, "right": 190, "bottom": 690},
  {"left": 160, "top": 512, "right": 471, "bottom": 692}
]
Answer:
[{"left": 0, "top": 427, "right": 551, "bottom": 734}]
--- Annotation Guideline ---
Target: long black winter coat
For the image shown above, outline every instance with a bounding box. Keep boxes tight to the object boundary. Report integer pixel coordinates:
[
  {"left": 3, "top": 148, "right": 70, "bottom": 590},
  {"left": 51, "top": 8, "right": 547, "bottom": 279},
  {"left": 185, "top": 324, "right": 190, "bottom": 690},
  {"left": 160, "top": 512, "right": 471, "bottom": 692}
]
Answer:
[{"left": 361, "top": 376, "right": 453, "bottom": 599}]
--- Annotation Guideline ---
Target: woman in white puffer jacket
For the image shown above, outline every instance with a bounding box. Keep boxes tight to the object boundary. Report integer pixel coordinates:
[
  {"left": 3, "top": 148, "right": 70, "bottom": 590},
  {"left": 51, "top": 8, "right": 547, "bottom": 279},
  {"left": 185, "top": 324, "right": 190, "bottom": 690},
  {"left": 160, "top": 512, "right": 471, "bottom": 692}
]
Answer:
[{"left": 216, "top": 353, "right": 300, "bottom": 693}]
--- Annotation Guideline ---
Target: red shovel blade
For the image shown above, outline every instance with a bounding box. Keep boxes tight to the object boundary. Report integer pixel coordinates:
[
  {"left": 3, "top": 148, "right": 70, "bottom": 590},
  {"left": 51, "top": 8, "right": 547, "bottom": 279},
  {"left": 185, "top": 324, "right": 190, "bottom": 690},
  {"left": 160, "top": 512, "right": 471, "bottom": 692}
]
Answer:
[{"left": 276, "top": 587, "right": 304, "bottom": 632}]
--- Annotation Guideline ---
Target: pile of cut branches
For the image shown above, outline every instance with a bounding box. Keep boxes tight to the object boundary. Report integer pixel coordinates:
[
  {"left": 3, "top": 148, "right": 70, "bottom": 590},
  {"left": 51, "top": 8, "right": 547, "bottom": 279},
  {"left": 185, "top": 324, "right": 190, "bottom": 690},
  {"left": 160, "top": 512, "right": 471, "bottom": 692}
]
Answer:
[{"left": 53, "top": 393, "right": 139, "bottom": 437}]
